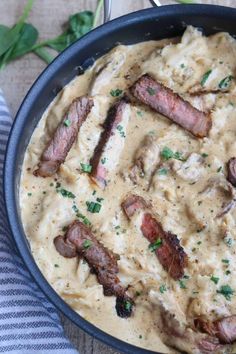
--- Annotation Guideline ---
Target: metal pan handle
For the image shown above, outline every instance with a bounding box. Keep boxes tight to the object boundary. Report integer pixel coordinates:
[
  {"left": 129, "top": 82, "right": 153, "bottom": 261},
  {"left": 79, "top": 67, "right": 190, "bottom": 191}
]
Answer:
[{"left": 103, "top": 0, "right": 161, "bottom": 24}]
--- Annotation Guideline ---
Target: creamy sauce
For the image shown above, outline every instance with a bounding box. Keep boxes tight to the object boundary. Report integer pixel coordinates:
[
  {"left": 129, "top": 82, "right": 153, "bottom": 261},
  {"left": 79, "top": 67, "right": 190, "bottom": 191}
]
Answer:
[{"left": 20, "top": 27, "right": 236, "bottom": 353}]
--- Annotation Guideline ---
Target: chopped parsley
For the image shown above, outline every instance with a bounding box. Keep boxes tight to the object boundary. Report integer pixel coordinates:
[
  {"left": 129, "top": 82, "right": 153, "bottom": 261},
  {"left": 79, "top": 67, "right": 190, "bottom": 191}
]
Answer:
[
  {"left": 217, "top": 166, "right": 222, "bottom": 173},
  {"left": 201, "top": 153, "right": 208, "bottom": 158},
  {"left": 180, "top": 63, "right": 185, "bottom": 68},
  {"left": 101, "top": 157, "right": 107, "bottom": 164},
  {"left": 80, "top": 163, "right": 92, "bottom": 173},
  {"left": 179, "top": 280, "right": 187, "bottom": 289},
  {"left": 226, "top": 270, "right": 231, "bottom": 276},
  {"left": 27, "top": 192, "right": 32, "bottom": 197},
  {"left": 57, "top": 188, "right": 75, "bottom": 199},
  {"left": 86, "top": 201, "right": 101, "bottom": 213},
  {"left": 197, "top": 241, "right": 202, "bottom": 245},
  {"left": 124, "top": 300, "right": 132, "bottom": 311},
  {"left": 50, "top": 183, "right": 54, "bottom": 187},
  {"left": 210, "top": 276, "right": 219, "bottom": 284},
  {"left": 62, "top": 226, "right": 68, "bottom": 232},
  {"left": 54, "top": 264, "right": 59, "bottom": 268},
  {"left": 137, "top": 110, "right": 144, "bottom": 117},
  {"left": 201, "top": 70, "right": 212, "bottom": 86},
  {"left": 110, "top": 89, "right": 123, "bottom": 97},
  {"left": 83, "top": 239, "right": 93, "bottom": 249},
  {"left": 224, "top": 237, "right": 233, "bottom": 247},
  {"left": 157, "top": 168, "right": 168, "bottom": 176},
  {"left": 219, "top": 75, "right": 233, "bottom": 90},
  {"left": 136, "top": 291, "right": 141, "bottom": 296},
  {"left": 63, "top": 119, "right": 71, "bottom": 127},
  {"left": 148, "top": 239, "right": 162, "bottom": 252},
  {"left": 222, "top": 259, "right": 229, "bottom": 265},
  {"left": 161, "top": 147, "right": 185, "bottom": 161},
  {"left": 117, "top": 125, "right": 126, "bottom": 138},
  {"left": 217, "top": 285, "right": 234, "bottom": 301},
  {"left": 146, "top": 87, "right": 156, "bottom": 96},
  {"left": 159, "top": 284, "right": 167, "bottom": 294}
]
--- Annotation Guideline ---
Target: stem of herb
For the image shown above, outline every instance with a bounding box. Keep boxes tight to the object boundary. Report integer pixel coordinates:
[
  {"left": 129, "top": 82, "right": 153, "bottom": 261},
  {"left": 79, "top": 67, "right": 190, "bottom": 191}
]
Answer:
[
  {"left": 92, "top": 0, "right": 103, "bottom": 28},
  {"left": 34, "top": 47, "right": 55, "bottom": 64}
]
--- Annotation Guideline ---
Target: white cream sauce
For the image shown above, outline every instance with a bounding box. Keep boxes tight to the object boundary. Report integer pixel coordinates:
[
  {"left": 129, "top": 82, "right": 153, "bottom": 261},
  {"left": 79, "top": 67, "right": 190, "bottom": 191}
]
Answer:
[{"left": 20, "top": 27, "right": 236, "bottom": 353}]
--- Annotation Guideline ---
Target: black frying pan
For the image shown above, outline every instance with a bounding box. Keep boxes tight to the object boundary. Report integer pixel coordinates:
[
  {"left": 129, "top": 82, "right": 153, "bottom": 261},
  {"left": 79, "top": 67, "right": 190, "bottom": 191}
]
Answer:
[{"left": 4, "top": 4, "right": 236, "bottom": 354}]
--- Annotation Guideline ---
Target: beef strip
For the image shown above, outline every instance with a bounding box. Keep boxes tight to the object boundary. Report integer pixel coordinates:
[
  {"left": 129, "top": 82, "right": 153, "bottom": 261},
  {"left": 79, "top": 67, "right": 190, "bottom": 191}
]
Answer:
[
  {"left": 227, "top": 157, "right": 236, "bottom": 187},
  {"left": 195, "top": 315, "right": 236, "bottom": 344},
  {"left": 122, "top": 194, "right": 188, "bottom": 280},
  {"left": 90, "top": 97, "right": 130, "bottom": 189},
  {"left": 160, "top": 309, "right": 223, "bottom": 354},
  {"left": 130, "top": 74, "right": 212, "bottom": 138},
  {"left": 34, "top": 96, "right": 94, "bottom": 177},
  {"left": 54, "top": 221, "right": 134, "bottom": 318}
]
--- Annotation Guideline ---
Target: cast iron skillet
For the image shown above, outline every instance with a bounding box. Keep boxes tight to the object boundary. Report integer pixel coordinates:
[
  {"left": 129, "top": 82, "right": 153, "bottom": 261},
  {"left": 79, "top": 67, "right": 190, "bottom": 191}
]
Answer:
[{"left": 4, "top": 4, "right": 236, "bottom": 354}]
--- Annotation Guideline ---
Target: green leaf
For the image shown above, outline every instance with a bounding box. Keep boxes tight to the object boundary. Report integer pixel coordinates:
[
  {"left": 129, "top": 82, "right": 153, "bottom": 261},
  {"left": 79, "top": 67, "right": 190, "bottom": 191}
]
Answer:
[
  {"left": 217, "top": 285, "right": 234, "bottom": 301},
  {"left": 0, "top": 24, "right": 9, "bottom": 37},
  {"left": 219, "top": 75, "right": 234, "bottom": 90},
  {"left": 44, "top": 11, "right": 93, "bottom": 52},
  {"left": 6, "top": 23, "right": 38, "bottom": 61},
  {"left": 34, "top": 47, "right": 54, "bottom": 64},
  {"left": 0, "top": 0, "right": 34, "bottom": 57}
]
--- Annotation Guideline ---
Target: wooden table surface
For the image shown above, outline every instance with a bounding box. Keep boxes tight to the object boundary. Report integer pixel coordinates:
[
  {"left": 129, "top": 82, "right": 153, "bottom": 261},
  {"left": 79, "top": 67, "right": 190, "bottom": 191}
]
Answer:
[{"left": 0, "top": 0, "right": 235, "bottom": 353}]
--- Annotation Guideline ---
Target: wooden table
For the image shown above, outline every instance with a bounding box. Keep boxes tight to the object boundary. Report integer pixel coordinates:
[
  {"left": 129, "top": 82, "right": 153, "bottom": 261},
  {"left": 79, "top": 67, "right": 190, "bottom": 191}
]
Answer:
[{"left": 0, "top": 0, "right": 234, "bottom": 353}]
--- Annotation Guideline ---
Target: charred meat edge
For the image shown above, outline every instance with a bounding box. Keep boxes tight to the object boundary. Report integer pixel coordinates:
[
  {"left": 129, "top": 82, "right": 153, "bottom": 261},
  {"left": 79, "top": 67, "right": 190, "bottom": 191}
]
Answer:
[
  {"left": 130, "top": 74, "right": 212, "bottom": 138},
  {"left": 54, "top": 221, "right": 134, "bottom": 318},
  {"left": 34, "top": 96, "right": 94, "bottom": 177},
  {"left": 90, "top": 97, "right": 129, "bottom": 189},
  {"left": 121, "top": 194, "right": 188, "bottom": 280},
  {"left": 195, "top": 315, "right": 236, "bottom": 345}
]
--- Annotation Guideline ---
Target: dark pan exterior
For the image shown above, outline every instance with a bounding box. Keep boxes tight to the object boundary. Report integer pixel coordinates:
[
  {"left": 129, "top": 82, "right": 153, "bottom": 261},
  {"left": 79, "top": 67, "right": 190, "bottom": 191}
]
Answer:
[{"left": 4, "top": 5, "right": 236, "bottom": 354}]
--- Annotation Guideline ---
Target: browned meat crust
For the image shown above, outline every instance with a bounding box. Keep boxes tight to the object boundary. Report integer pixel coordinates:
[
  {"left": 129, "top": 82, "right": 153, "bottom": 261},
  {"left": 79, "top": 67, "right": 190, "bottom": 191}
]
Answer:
[
  {"left": 195, "top": 315, "right": 236, "bottom": 344},
  {"left": 54, "top": 221, "right": 134, "bottom": 318},
  {"left": 90, "top": 97, "right": 129, "bottom": 189},
  {"left": 130, "top": 74, "right": 212, "bottom": 138},
  {"left": 227, "top": 157, "right": 236, "bottom": 187},
  {"left": 34, "top": 96, "right": 94, "bottom": 177},
  {"left": 122, "top": 194, "right": 188, "bottom": 280}
]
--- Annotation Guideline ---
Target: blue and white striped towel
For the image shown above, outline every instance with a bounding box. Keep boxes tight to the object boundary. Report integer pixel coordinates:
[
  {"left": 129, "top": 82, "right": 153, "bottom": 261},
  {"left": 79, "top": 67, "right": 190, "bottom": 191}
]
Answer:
[{"left": 0, "top": 89, "right": 78, "bottom": 354}]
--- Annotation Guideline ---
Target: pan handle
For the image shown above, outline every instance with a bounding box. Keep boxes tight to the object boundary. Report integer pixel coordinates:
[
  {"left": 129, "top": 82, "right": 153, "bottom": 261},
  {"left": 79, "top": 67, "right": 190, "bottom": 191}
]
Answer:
[
  {"left": 103, "top": 0, "right": 112, "bottom": 23},
  {"left": 103, "top": 0, "right": 161, "bottom": 24}
]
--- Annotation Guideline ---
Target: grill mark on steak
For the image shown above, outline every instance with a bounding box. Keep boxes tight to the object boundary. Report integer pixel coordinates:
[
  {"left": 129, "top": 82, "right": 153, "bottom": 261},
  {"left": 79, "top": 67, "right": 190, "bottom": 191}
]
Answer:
[
  {"left": 195, "top": 315, "right": 236, "bottom": 344},
  {"left": 90, "top": 97, "right": 130, "bottom": 189},
  {"left": 122, "top": 194, "right": 188, "bottom": 280},
  {"left": 54, "top": 221, "right": 134, "bottom": 318},
  {"left": 34, "top": 96, "right": 94, "bottom": 177},
  {"left": 130, "top": 74, "right": 212, "bottom": 138}
]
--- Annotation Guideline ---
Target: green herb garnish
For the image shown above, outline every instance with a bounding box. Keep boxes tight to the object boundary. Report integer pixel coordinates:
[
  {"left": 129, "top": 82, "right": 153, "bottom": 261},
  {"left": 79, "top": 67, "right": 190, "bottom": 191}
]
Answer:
[
  {"left": 159, "top": 284, "right": 167, "bottom": 294},
  {"left": 201, "top": 153, "right": 208, "bottom": 158},
  {"left": 148, "top": 239, "right": 162, "bottom": 252},
  {"left": 147, "top": 87, "right": 156, "bottom": 96},
  {"left": 117, "top": 125, "right": 126, "bottom": 138},
  {"left": 110, "top": 89, "right": 123, "bottom": 97},
  {"left": 124, "top": 300, "right": 132, "bottom": 311},
  {"left": 80, "top": 163, "right": 92, "bottom": 173},
  {"left": 210, "top": 276, "right": 219, "bottom": 284},
  {"left": 217, "top": 166, "right": 222, "bottom": 173},
  {"left": 179, "top": 280, "right": 187, "bottom": 289},
  {"left": 217, "top": 285, "right": 234, "bottom": 301},
  {"left": 157, "top": 168, "right": 168, "bottom": 176},
  {"left": 86, "top": 201, "right": 101, "bottom": 213},
  {"left": 222, "top": 259, "right": 229, "bottom": 264},
  {"left": 63, "top": 119, "right": 71, "bottom": 127},
  {"left": 58, "top": 188, "right": 75, "bottom": 199},
  {"left": 201, "top": 70, "right": 212, "bottom": 86},
  {"left": 83, "top": 239, "right": 93, "bottom": 249},
  {"left": 161, "top": 147, "right": 185, "bottom": 161},
  {"left": 219, "top": 75, "right": 233, "bottom": 90},
  {"left": 54, "top": 264, "right": 59, "bottom": 268},
  {"left": 27, "top": 192, "right": 32, "bottom": 196}
]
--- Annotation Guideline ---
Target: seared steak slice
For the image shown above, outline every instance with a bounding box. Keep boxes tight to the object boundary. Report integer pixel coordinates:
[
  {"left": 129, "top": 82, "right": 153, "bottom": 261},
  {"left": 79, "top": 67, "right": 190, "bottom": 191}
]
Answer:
[
  {"left": 54, "top": 221, "right": 134, "bottom": 318},
  {"left": 122, "top": 194, "right": 188, "bottom": 280},
  {"left": 90, "top": 97, "right": 130, "bottom": 189},
  {"left": 227, "top": 157, "right": 236, "bottom": 187},
  {"left": 34, "top": 96, "right": 93, "bottom": 177},
  {"left": 130, "top": 74, "right": 212, "bottom": 138},
  {"left": 195, "top": 315, "right": 236, "bottom": 344}
]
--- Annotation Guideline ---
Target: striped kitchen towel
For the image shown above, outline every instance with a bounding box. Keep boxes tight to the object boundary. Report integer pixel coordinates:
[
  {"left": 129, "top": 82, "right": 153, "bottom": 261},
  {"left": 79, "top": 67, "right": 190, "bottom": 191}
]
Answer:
[{"left": 0, "top": 89, "right": 78, "bottom": 354}]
